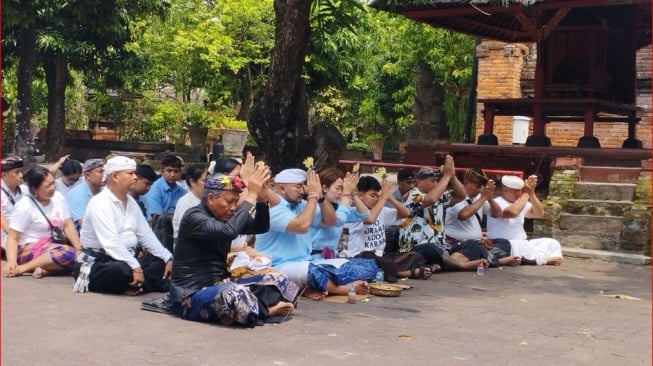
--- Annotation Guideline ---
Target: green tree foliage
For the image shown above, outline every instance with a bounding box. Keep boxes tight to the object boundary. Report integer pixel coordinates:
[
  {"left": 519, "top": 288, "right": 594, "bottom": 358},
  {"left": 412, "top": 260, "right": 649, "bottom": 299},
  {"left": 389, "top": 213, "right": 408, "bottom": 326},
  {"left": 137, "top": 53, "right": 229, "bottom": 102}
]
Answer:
[
  {"left": 132, "top": 0, "right": 274, "bottom": 119},
  {"left": 3, "top": 0, "right": 474, "bottom": 164},
  {"left": 308, "top": 8, "right": 474, "bottom": 146},
  {"left": 2, "top": 0, "right": 169, "bottom": 160}
]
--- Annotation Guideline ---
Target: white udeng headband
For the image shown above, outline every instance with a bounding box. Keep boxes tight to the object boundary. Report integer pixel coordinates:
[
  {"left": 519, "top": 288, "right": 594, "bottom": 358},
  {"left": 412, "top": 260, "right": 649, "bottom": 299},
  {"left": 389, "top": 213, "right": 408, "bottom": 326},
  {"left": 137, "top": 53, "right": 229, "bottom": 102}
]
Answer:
[
  {"left": 501, "top": 175, "right": 524, "bottom": 189},
  {"left": 274, "top": 169, "right": 307, "bottom": 184},
  {"left": 102, "top": 156, "right": 137, "bottom": 182}
]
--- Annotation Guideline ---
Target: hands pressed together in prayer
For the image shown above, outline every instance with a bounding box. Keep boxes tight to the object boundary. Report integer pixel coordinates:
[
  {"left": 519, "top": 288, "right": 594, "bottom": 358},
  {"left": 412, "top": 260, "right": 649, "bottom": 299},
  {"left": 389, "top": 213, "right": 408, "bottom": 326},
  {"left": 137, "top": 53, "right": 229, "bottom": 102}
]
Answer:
[
  {"left": 380, "top": 178, "right": 392, "bottom": 201},
  {"left": 480, "top": 180, "right": 496, "bottom": 199},
  {"left": 441, "top": 155, "right": 455, "bottom": 178},
  {"left": 523, "top": 175, "right": 537, "bottom": 194},
  {"left": 342, "top": 171, "right": 359, "bottom": 197},
  {"left": 245, "top": 163, "right": 272, "bottom": 203},
  {"left": 305, "top": 169, "right": 323, "bottom": 200},
  {"left": 240, "top": 152, "right": 256, "bottom": 184}
]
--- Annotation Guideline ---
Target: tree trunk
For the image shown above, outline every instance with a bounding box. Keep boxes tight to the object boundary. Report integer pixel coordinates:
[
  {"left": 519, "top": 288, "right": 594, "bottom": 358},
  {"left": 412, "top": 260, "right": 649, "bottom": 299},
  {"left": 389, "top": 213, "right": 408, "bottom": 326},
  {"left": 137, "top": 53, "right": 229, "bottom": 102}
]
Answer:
[
  {"left": 15, "top": 23, "right": 37, "bottom": 159},
  {"left": 43, "top": 53, "right": 68, "bottom": 161},
  {"left": 463, "top": 36, "right": 481, "bottom": 143},
  {"left": 249, "top": 0, "right": 312, "bottom": 172},
  {"left": 236, "top": 66, "right": 253, "bottom": 122}
]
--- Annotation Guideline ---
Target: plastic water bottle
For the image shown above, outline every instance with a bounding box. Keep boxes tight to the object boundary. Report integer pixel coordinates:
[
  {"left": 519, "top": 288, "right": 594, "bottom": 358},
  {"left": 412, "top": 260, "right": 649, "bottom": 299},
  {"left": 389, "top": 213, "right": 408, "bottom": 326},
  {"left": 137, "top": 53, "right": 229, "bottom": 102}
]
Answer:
[
  {"left": 347, "top": 285, "right": 357, "bottom": 304},
  {"left": 476, "top": 260, "right": 485, "bottom": 276},
  {"left": 375, "top": 269, "right": 384, "bottom": 282}
]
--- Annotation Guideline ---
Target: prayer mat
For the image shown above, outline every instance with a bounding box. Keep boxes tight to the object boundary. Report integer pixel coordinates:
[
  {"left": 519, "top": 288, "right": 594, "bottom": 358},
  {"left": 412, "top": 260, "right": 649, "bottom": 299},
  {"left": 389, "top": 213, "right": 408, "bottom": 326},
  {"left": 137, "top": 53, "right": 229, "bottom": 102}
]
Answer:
[
  {"left": 265, "top": 315, "right": 292, "bottom": 323},
  {"left": 319, "top": 294, "right": 371, "bottom": 303}
]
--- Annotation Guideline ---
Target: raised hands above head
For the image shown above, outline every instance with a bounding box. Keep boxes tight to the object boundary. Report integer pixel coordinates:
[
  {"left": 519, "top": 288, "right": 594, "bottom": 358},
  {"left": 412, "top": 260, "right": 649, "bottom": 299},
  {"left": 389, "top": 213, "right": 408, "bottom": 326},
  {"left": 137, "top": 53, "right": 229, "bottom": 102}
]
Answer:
[
  {"left": 380, "top": 178, "right": 392, "bottom": 201},
  {"left": 248, "top": 164, "right": 271, "bottom": 200},
  {"left": 523, "top": 175, "right": 537, "bottom": 194},
  {"left": 240, "top": 152, "right": 256, "bottom": 184},
  {"left": 305, "top": 169, "right": 323, "bottom": 198},
  {"left": 441, "top": 154, "right": 455, "bottom": 178},
  {"left": 342, "top": 171, "right": 359, "bottom": 195},
  {"left": 480, "top": 179, "right": 496, "bottom": 199}
]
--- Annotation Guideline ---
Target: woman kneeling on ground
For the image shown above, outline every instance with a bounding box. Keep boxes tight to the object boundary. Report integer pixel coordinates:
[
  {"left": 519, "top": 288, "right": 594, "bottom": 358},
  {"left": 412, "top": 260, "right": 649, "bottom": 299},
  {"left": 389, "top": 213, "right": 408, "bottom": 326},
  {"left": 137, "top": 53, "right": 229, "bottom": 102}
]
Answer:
[{"left": 3, "top": 166, "right": 81, "bottom": 278}]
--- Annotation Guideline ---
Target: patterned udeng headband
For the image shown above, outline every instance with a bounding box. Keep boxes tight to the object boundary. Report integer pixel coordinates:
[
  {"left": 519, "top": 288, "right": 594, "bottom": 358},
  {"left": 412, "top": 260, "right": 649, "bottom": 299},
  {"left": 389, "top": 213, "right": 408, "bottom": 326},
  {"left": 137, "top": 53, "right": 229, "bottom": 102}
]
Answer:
[
  {"left": 204, "top": 174, "right": 246, "bottom": 192},
  {"left": 465, "top": 168, "right": 488, "bottom": 185},
  {"left": 1, "top": 156, "right": 24, "bottom": 170}
]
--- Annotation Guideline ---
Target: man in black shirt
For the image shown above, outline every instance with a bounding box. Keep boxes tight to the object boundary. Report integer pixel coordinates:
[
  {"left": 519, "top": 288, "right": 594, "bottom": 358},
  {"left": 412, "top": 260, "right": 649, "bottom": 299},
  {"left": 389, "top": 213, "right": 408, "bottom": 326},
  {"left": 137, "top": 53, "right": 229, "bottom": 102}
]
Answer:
[{"left": 170, "top": 166, "right": 297, "bottom": 326}]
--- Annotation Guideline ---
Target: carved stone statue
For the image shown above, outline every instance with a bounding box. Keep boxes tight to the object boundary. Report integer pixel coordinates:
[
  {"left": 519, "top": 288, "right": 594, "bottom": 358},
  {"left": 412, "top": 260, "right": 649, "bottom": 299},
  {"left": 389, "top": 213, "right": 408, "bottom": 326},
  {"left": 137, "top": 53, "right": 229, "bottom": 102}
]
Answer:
[{"left": 408, "top": 63, "right": 449, "bottom": 146}]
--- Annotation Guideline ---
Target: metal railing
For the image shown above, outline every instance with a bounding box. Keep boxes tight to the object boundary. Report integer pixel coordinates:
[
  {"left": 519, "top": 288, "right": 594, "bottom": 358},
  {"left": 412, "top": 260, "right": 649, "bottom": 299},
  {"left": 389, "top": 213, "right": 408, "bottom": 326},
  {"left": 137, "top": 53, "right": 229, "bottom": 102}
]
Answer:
[{"left": 338, "top": 159, "right": 524, "bottom": 178}]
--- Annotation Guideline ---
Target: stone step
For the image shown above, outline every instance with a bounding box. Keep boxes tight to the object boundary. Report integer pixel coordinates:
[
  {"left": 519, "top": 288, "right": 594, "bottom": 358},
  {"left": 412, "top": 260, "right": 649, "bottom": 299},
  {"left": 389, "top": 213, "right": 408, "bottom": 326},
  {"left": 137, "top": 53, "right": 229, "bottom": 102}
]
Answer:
[
  {"left": 558, "top": 213, "right": 624, "bottom": 231},
  {"left": 565, "top": 199, "right": 633, "bottom": 216},
  {"left": 573, "top": 182, "right": 636, "bottom": 201},
  {"left": 562, "top": 247, "right": 651, "bottom": 265},
  {"left": 556, "top": 214, "right": 624, "bottom": 251},
  {"left": 579, "top": 166, "right": 641, "bottom": 184},
  {"left": 554, "top": 230, "right": 621, "bottom": 251}
]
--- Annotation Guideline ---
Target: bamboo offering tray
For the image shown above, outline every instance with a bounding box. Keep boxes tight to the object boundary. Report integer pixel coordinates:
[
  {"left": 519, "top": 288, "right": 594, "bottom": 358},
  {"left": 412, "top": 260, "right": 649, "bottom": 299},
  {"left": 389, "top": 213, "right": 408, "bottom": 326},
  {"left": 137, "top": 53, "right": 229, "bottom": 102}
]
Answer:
[{"left": 369, "top": 283, "right": 403, "bottom": 297}]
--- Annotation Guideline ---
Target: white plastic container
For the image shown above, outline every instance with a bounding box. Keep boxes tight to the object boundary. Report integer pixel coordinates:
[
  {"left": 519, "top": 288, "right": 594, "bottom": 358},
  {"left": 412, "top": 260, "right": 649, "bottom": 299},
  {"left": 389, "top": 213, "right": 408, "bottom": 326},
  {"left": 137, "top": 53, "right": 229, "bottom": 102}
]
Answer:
[{"left": 512, "top": 116, "right": 530, "bottom": 144}]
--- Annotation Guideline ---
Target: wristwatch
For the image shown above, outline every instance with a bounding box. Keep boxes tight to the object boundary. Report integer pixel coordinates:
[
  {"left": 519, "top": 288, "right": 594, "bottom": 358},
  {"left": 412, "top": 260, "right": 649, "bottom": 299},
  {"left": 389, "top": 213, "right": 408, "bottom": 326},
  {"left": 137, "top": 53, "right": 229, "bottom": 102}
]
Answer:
[{"left": 317, "top": 196, "right": 325, "bottom": 203}]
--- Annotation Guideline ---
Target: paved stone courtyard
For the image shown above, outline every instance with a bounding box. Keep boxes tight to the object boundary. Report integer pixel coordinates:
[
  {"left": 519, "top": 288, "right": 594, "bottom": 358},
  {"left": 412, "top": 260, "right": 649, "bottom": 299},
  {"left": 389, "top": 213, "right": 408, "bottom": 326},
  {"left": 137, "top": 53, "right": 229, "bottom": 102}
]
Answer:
[{"left": 2, "top": 257, "right": 651, "bottom": 366}]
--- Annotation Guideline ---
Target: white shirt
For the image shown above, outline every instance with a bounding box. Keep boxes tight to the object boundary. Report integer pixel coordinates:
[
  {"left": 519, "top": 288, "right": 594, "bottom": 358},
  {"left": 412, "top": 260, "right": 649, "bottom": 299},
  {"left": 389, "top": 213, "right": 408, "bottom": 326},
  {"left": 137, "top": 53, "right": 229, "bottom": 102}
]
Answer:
[
  {"left": 344, "top": 207, "right": 397, "bottom": 257},
  {"left": 1, "top": 180, "right": 26, "bottom": 248},
  {"left": 9, "top": 191, "right": 70, "bottom": 245},
  {"left": 485, "top": 196, "right": 532, "bottom": 240},
  {"left": 80, "top": 188, "right": 172, "bottom": 269},
  {"left": 444, "top": 195, "right": 489, "bottom": 241},
  {"left": 172, "top": 191, "right": 201, "bottom": 239}
]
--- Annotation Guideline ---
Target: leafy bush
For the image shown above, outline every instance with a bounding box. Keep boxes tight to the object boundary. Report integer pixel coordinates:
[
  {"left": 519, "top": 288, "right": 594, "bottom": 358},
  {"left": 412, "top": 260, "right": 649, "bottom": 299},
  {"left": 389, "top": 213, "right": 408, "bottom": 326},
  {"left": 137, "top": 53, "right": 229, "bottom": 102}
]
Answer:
[
  {"left": 366, "top": 133, "right": 384, "bottom": 142},
  {"left": 346, "top": 142, "right": 371, "bottom": 152},
  {"left": 220, "top": 117, "right": 248, "bottom": 130}
]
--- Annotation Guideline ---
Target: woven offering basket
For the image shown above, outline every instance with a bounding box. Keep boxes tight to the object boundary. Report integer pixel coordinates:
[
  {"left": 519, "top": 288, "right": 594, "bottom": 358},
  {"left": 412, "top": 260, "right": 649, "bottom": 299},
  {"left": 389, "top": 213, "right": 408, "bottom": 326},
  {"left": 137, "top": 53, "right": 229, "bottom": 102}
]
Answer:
[{"left": 369, "top": 283, "right": 402, "bottom": 297}]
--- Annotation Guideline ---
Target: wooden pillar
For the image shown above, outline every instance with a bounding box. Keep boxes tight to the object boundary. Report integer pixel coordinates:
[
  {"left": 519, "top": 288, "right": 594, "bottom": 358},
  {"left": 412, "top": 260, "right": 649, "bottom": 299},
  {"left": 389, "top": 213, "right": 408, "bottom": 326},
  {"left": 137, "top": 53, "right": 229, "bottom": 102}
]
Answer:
[
  {"left": 533, "top": 40, "right": 545, "bottom": 136},
  {"left": 628, "top": 115, "right": 637, "bottom": 139},
  {"left": 583, "top": 104, "right": 594, "bottom": 137},
  {"left": 483, "top": 104, "right": 495, "bottom": 135}
]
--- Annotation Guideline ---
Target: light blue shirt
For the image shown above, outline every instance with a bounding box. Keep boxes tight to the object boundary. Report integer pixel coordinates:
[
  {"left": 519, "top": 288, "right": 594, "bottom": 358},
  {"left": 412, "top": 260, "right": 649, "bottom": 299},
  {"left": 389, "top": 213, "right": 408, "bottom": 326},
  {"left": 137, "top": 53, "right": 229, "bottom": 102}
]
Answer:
[
  {"left": 66, "top": 181, "right": 96, "bottom": 225},
  {"left": 255, "top": 197, "right": 321, "bottom": 267},
  {"left": 142, "top": 176, "right": 187, "bottom": 219},
  {"left": 310, "top": 204, "right": 369, "bottom": 254}
]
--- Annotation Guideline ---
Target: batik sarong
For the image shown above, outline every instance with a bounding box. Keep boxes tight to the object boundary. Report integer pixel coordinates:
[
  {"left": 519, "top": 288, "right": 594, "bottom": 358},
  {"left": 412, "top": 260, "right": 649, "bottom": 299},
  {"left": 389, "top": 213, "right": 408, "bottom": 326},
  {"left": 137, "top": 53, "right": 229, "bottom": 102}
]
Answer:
[{"left": 178, "top": 282, "right": 262, "bottom": 327}]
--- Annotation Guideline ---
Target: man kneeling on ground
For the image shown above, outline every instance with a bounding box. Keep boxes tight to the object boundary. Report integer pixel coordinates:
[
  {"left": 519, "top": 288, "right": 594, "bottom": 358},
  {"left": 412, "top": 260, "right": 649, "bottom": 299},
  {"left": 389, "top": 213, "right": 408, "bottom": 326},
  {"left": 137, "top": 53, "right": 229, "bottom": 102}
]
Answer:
[{"left": 170, "top": 167, "right": 299, "bottom": 326}]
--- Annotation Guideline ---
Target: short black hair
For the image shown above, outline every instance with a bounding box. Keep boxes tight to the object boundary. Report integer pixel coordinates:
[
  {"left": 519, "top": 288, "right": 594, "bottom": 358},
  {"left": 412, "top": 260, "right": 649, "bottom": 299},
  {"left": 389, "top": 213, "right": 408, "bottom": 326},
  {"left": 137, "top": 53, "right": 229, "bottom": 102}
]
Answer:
[
  {"left": 396, "top": 168, "right": 416, "bottom": 182},
  {"left": 357, "top": 176, "right": 381, "bottom": 192},
  {"left": 184, "top": 164, "right": 207, "bottom": 187},
  {"left": 136, "top": 164, "right": 157, "bottom": 182},
  {"left": 161, "top": 154, "right": 183, "bottom": 169},
  {"left": 60, "top": 159, "right": 82, "bottom": 176},
  {"left": 213, "top": 157, "right": 241, "bottom": 175}
]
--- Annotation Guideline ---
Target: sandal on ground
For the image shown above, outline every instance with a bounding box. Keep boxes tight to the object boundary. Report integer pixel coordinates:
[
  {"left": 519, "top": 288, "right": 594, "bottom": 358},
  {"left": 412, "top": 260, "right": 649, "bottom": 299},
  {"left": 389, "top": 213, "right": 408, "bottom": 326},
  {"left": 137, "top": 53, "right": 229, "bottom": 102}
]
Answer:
[{"left": 409, "top": 266, "right": 432, "bottom": 280}]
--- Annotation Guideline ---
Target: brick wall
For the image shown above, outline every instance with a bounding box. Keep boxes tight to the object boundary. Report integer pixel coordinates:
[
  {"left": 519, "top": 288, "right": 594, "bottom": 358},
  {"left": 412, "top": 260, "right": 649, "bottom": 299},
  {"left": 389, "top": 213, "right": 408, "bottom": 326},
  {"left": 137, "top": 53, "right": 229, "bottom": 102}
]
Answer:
[{"left": 475, "top": 40, "right": 652, "bottom": 148}]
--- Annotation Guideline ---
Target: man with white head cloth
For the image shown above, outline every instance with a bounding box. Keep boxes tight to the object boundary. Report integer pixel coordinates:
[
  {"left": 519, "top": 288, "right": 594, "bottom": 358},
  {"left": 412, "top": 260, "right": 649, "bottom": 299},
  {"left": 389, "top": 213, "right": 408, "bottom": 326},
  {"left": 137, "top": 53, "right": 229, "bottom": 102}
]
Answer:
[
  {"left": 255, "top": 168, "right": 369, "bottom": 300},
  {"left": 486, "top": 175, "right": 563, "bottom": 266},
  {"left": 73, "top": 156, "right": 173, "bottom": 295}
]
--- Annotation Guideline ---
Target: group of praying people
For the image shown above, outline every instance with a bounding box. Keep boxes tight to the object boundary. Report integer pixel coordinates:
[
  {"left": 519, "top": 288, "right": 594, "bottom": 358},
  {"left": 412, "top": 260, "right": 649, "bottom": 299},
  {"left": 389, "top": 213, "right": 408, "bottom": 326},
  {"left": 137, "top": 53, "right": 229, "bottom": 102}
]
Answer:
[{"left": 1, "top": 151, "right": 563, "bottom": 327}]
